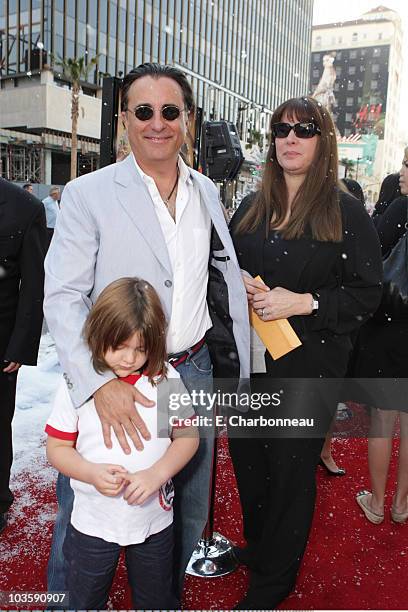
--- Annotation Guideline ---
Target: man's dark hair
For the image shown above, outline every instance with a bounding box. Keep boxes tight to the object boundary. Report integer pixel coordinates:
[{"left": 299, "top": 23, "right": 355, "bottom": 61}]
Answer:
[
  {"left": 22, "top": 183, "right": 32, "bottom": 190},
  {"left": 121, "top": 63, "right": 195, "bottom": 115}
]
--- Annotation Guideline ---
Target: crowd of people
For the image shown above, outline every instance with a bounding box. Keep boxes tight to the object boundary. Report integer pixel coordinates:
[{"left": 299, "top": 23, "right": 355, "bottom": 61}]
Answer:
[{"left": 0, "top": 62, "right": 407, "bottom": 609}]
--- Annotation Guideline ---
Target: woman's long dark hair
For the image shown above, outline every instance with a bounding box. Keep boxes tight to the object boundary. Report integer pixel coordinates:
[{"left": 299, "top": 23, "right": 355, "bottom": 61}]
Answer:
[{"left": 236, "top": 96, "right": 342, "bottom": 242}]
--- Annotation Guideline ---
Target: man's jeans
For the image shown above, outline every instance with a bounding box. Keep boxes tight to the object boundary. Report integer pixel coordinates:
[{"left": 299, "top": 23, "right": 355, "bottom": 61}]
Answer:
[
  {"left": 63, "top": 523, "right": 176, "bottom": 609},
  {"left": 47, "top": 344, "right": 214, "bottom": 596}
]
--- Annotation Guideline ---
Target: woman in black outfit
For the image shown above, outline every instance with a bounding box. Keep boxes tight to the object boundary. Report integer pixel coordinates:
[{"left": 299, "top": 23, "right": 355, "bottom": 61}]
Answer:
[
  {"left": 352, "top": 194, "right": 408, "bottom": 525},
  {"left": 228, "top": 96, "right": 383, "bottom": 609}
]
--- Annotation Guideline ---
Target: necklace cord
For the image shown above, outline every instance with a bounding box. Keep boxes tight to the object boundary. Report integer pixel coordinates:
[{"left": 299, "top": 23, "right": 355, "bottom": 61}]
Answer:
[{"left": 163, "top": 167, "right": 180, "bottom": 205}]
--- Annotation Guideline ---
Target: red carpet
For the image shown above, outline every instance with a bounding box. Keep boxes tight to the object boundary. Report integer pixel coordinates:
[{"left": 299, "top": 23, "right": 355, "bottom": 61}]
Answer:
[{"left": 1, "top": 431, "right": 408, "bottom": 610}]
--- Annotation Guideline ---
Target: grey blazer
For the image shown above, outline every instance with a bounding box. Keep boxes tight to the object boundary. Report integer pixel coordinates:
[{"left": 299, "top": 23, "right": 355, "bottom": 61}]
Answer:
[{"left": 44, "top": 154, "right": 250, "bottom": 407}]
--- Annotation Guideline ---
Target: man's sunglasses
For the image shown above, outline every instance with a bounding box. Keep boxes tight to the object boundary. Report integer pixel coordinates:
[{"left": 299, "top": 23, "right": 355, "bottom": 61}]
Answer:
[
  {"left": 127, "top": 104, "right": 185, "bottom": 122},
  {"left": 271, "top": 122, "right": 321, "bottom": 139}
]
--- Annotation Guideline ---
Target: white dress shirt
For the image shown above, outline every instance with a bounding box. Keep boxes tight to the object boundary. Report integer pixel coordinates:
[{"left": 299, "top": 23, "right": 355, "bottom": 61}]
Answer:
[
  {"left": 42, "top": 195, "right": 59, "bottom": 229},
  {"left": 132, "top": 154, "right": 212, "bottom": 354}
]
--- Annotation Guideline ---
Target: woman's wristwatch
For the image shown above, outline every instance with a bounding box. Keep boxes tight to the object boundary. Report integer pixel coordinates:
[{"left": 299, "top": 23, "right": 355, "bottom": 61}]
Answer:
[{"left": 311, "top": 292, "right": 319, "bottom": 315}]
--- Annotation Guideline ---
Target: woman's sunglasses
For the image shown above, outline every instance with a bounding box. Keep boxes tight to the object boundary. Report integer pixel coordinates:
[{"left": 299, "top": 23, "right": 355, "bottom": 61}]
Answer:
[
  {"left": 271, "top": 122, "right": 321, "bottom": 139},
  {"left": 127, "top": 104, "right": 185, "bottom": 122}
]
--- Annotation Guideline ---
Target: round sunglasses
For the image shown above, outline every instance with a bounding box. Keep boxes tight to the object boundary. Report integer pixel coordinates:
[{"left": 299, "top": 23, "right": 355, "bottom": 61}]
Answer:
[
  {"left": 271, "top": 122, "right": 321, "bottom": 139},
  {"left": 127, "top": 104, "right": 186, "bottom": 122}
]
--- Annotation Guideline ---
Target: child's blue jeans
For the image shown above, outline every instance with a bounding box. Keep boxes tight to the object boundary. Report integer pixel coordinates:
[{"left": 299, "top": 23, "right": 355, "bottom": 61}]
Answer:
[{"left": 63, "top": 522, "right": 177, "bottom": 609}]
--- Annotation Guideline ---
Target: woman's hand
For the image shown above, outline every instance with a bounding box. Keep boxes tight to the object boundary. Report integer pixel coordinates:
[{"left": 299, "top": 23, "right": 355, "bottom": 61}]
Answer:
[
  {"left": 252, "top": 287, "right": 313, "bottom": 320},
  {"left": 242, "top": 273, "right": 270, "bottom": 304}
]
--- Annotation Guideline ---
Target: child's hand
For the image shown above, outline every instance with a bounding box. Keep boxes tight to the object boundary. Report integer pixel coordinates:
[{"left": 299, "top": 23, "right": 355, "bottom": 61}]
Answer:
[
  {"left": 123, "top": 468, "right": 163, "bottom": 505},
  {"left": 89, "top": 463, "right": 128, "bottom": 497}
]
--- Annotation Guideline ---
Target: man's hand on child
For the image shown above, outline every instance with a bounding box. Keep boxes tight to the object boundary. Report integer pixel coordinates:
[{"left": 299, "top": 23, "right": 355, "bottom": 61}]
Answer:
[
  {"left": 89, "top": 463, "right": 128, "bottom": 497},
  {"left": 123, "top": 468, "right": 163, "bottom": 505},
  {"left": 94, "top": 379, "right": 155, "bottom": 454}
]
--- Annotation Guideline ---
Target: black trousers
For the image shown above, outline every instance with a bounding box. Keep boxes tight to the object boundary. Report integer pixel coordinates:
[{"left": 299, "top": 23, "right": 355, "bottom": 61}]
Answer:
[
  {"left": 0, "top": 368, "right": 18, "bottom": 514},
  {"left": 229, "top": 434, "right": 325, "bottom": 607}
]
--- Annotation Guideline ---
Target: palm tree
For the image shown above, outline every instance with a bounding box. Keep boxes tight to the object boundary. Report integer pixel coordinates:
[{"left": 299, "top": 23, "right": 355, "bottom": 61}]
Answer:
[
  {"left": 340, "top": 157, "right": 355, "bottom": 179},
  {"left": 53, "top": 55, "right": 98, "bottom": 180}
]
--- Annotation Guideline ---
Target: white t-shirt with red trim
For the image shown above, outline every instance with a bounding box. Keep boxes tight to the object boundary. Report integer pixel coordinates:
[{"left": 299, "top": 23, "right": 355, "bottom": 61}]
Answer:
[{"left": 46, "top": 365, "right": 194, "bottom": 546}]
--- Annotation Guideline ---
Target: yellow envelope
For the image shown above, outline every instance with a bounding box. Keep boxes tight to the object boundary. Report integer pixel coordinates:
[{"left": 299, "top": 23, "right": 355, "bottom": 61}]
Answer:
[{"left": 249, "top": 275, "right": 302, "bottom": 360}]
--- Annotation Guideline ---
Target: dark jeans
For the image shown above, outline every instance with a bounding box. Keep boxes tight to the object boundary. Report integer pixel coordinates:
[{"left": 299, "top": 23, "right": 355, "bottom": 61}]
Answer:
[
  {"left": 0, "top": 369, "right": 17, "bottom": 514},
  {"left": 48, "top": 344, "right": 213, "bottom": 598},
  {"left": 63, "top": 523, "right": 177, "bottom": 610}
]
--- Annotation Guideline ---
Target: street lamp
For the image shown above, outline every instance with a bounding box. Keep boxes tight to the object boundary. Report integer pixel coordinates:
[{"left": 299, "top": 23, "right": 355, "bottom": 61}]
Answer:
[
  {"left": 236, "top": 103, "right": 249, "bottom": 140},
  {"left": 356, "top": 156, "right": 363, "bottom": 181}
]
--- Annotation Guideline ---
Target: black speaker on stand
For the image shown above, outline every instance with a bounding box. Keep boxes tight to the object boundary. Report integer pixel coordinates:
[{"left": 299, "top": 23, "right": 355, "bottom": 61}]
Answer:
[
  {"left": 201, "top": 120, "right": 244, "bottom": 182},
  {"left": 185, "top": 123, "right": 244, "bottom": 579}
]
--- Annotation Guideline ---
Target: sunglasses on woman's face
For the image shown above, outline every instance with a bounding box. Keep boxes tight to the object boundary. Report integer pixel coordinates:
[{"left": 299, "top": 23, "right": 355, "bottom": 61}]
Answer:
[
  {"left": 128, "top": 104, "right": 185, "bottom": 122},
  {"left": 271, "top": 122, "right": 321, "bottom": 139}
]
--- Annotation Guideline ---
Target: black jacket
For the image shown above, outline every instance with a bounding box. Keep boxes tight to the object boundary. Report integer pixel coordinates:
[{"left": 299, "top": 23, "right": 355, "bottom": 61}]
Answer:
[
  {"left": 0, "top": 178, "right": 47, "bottom": 364},
  {"left": 230, "top": 191, "right": 383, "bottom": 377}
]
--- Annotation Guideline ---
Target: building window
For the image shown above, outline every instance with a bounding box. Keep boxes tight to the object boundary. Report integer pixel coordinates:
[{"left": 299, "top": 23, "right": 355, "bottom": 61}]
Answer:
[
  {"left": 314, "top": 53, "right": 320, "bottom": 62},
  {"left": 348, "top": 65, "right": 356, "bottom": 75},
  {"left": 360, "top": 65, "right": 365, "bottom": 72},
  {"left": 352, "top": 32, "right": 358, "bottom": 42},
  {"left": 334, "top": 83, "right": 339, "bottom": 91},
  {"left": 315, "top": 36, "right": 322, "bottom": 48},
  {"left": 345, "top": 113, "right": 353, "bottom": 122},
  {"left": 371, "top": 80, "right": 378, "bottom": 89},
  {"left": 313, "top": 69, "right": 320, "bottom": 78},
  {"left": 336, "top": 51, "right": 342, "bottom": 60},
  {"left": 347, "top": 82, "right": 355, "bottom": 90},
  {"left": 350, "top": 50, "right": 357, "bottom": 59},
  {"left": 372, "top": 64, "right": 380, "bottom": 73},
  {"left": 346, "top": 97, "right": 354, "bottom": 106},
  {"left": 373, "top": 47, "right": 381, "bottom": 56},
  {"left": 378, "top": 32, "right": 383, "bottom": 40},
  {"left": 335, "top": 66, "right": 342, "bottom": 76}
]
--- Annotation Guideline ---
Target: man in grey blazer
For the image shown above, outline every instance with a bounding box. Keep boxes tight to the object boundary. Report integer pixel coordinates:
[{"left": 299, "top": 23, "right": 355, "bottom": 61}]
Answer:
[{"left": 44, "top": 63, "right": 249, "bottom": 602}]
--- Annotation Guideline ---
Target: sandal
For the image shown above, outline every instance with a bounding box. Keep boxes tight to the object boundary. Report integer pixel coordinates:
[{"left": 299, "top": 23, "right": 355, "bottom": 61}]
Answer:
[
  {"left": 356, "top": 490, "right": 384, "bottom": 524},
  {"left": 391, "top": 497, "right": 408, "bottom": 524}
]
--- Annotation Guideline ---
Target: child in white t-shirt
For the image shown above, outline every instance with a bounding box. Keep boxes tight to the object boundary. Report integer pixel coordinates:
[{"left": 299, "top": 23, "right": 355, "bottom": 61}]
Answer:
[{"left": 46, "top": 277, "right": 198, "bottom": 610}]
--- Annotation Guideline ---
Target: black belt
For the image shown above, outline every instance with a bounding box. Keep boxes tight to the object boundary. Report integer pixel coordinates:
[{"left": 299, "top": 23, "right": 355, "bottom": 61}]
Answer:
[{"left": 168, "top": 337, "right": 205, "bottom": 368}]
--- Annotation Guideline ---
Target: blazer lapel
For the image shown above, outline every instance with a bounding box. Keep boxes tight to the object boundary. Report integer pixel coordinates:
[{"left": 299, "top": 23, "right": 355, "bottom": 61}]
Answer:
[{"left": 114, "top": 155, "right": 172, "bottom": 274}]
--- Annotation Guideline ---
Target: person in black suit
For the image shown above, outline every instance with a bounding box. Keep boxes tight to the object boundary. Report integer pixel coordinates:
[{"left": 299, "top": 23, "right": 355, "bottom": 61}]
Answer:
[
  {"left": 372, "top": 146, "right": 407, "bottom": 219},
  {"left": 0, "top": 178, "right": 47, "bottom": 533},
  {"left": 342, "top": 177, "right": 365, "bottom": 205},
  {"left": 228, "top": 97, "right": 383, "bottom": 609},
  {"left": 372, "top": 173, "right": 401, "bottom": 218}
]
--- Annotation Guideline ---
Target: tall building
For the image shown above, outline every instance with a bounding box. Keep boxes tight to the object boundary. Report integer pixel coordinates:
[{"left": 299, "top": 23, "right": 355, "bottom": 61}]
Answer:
[
  {"left": 310, "top": 6, "right": 403, "bottom": 194},
  {"left": 0, "top": 0, "right": 313, "bottom": 184}
]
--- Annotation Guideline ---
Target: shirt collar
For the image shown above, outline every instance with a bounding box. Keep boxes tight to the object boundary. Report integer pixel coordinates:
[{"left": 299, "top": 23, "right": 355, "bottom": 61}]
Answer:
[
  {"left": 131, "top": 153, "right": 193, "bottom": 187},
  {"left": 119, "top": 373, "right": 142, "bottom": 385}
]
